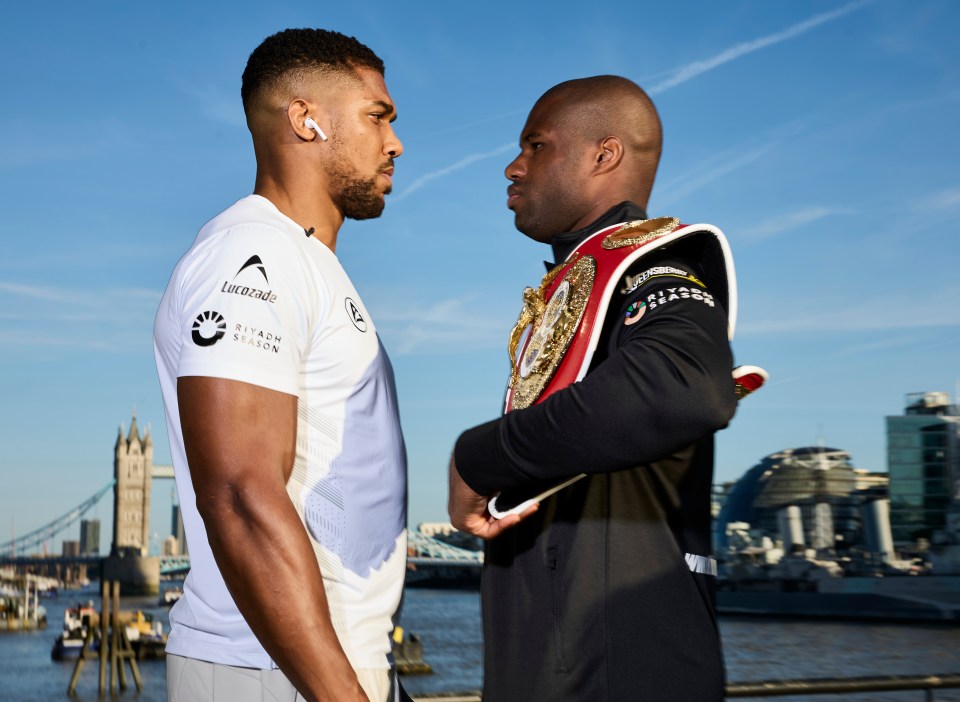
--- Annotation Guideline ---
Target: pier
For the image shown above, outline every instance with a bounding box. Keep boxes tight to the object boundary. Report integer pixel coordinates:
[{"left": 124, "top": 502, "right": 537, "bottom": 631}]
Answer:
[{"left": 408, "top": 674, "right": 960, "bottom": 701}]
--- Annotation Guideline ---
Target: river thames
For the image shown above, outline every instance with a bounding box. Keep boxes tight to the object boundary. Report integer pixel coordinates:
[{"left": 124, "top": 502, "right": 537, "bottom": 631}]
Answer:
[{"left": 2, "top": 585, "right": 960, "bottom": 701}]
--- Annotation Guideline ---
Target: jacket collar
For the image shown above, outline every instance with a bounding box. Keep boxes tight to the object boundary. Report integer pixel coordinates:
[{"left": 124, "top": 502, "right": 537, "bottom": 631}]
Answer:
[{"left": 549, "top": 201, "right": 649, "bottom": 266}]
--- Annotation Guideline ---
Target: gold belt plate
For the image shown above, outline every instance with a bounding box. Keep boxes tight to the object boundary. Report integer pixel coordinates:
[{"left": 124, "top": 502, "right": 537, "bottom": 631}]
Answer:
[
  {"left": 508, "top": 254, "right": 596, "bottom": 410},
  {"left": 601, "top": 216, "right": 679, "bottom": 250}
]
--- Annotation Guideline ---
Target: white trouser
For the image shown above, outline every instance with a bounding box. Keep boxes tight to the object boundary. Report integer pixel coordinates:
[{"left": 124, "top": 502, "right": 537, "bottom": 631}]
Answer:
[{"left": 167, "top": 654, "right": 399, "bottom": 702}]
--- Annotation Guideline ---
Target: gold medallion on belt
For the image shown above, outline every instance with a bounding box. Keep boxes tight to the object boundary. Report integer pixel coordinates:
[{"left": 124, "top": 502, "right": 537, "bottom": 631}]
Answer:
[
  {"left": 600, "top": 216, "right": 678, "bottom": 249},
  {"left": 507, "top": 253, "right": 596, "bottom": 410}
]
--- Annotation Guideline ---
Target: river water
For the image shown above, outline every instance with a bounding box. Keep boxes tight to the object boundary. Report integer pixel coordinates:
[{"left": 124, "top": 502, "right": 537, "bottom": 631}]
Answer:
[{"left": 2, "top": 584, "right": 959, "bottom": 701}]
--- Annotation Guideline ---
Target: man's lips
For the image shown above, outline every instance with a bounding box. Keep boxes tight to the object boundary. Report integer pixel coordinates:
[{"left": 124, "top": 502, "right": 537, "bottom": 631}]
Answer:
[
  {"left": 380, "top": 166, "right": 394, "bottom": 185},
  {"left": 507, "top": 185, "right": 521, "bottom": 208}
]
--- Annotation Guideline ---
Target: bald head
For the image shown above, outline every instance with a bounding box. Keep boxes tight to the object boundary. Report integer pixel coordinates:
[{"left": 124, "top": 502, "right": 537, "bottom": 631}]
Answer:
[
  {"left": 505, "top": 75, "right": 663, "bottom": 242},
  {"left": 539, "top": 75, "right": 662, "bottom": 202}
]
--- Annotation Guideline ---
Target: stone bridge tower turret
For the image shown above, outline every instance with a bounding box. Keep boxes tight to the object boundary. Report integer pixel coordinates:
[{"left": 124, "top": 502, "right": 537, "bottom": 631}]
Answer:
[{"left": 112, "top": 409, "right": 153, "bottom": 556}]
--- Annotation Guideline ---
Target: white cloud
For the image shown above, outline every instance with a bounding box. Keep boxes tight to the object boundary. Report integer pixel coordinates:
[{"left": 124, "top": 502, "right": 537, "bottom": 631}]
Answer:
[
  {"left": 392, "top": 143, "right": 515, "bottom": 203},
  {"left": 0, "top": 281, "right": 79, "bottom": 304},
  {"left": 649, "top": 0, "right": 877, "bottom": 95},
  {"left": 738, "top": 282, "right": 960, "bottom": 336},
  {"left": 406, "top": 109, "right": 527, "bottom": 142},
  {"left": 372, "top": 294, "right": 504, "bottom": 354},
  {"left": 0, "top": 280, "right": 162, "bottom": 354},
  {"left": 737, "top": 207, "right": 856, "bottom": 243},
  {"left": 913, "top": 187, "right": 960, "bottom": 212},
  {"left": 179, "top": 83, "right": 247, "bottom": 128},
  {"left": 656, "top": 145, "right": 774, "bottom": 207},
  {"left": 0, "top": 281, "right": 160, "bottom": 307},
  {"left": 390, "top": 2, "right": 875, "bottom": 206}
]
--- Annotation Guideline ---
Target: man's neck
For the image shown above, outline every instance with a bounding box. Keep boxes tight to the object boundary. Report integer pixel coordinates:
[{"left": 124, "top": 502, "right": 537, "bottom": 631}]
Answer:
[
  {"left": 549, "top": 201, "right": 648, "bottom": 264},
  {"left": 254, "top": 174, "right": 343, "bottom": 252}
]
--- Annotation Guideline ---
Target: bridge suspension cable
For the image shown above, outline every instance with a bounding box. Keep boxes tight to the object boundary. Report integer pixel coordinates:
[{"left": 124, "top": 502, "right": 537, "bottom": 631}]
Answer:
[{"left": 2, "top": 480, "right": 115, "bottom": 556}]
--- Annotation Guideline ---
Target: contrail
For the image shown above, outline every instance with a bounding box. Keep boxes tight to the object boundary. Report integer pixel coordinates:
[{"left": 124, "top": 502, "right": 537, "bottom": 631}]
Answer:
[
  {"left": 649, "top": 0, "right": 875, "bottom": 94},
  {"left": 393, "top": 142, "right": 515, "bottom": 202},
  {"left": 398, "top": 0, "right": 874, "bottom": 201}
]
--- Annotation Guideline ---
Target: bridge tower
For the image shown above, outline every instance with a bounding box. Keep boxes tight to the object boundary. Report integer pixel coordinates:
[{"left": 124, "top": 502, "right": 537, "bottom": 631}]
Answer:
[
  {"left": 103, "top": 410, "right": 159, "bottom": 594},
  {"left": 112, "top": 411, "right": 153, "bottom": 555}
]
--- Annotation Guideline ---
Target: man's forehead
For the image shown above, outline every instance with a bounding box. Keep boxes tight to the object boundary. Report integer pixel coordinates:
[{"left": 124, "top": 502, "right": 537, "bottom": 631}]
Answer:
[
  {"left": 342, "top": 68, "right": 395, "bottom": 109},
  {"left": 521, "top": 103, "right": 565, "bottom": 139},
  {"left": 300, "top": 66, "right": 391, "bottom": 101}
]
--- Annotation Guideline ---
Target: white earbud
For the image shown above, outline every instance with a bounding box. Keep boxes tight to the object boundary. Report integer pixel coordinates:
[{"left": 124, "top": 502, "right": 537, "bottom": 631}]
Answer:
[{"left": 304, "top": 117, "right": 328, "bottom": 142}]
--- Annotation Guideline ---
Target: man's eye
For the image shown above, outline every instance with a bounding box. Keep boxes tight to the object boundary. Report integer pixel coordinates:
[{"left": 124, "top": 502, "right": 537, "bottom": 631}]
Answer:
[{"left": 370, "top": 113, "right": 384, "bottom": 123}]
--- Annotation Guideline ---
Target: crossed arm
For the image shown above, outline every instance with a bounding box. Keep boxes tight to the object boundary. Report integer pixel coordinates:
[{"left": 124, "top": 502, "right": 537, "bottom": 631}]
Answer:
[
  {"left": 448, "top": 271, "right": 736, "bottom": 538},
  {"left": 178, "top": 376, "right": 369, "bottom": 702}
]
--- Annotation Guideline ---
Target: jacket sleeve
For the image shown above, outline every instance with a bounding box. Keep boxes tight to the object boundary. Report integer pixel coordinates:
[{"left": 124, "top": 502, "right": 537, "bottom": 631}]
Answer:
[{"left": 454, "top": 257, "right": 737, "bottom": 496}]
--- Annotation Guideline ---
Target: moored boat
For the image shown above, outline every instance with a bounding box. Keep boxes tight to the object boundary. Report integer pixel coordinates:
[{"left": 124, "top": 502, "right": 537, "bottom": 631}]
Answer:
[{"left": 50, "top": 602, "right": 98, "bottom": 660}]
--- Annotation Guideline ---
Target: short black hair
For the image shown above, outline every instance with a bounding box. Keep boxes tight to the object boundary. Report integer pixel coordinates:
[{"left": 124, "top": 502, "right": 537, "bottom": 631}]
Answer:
[{"left": 241, "top": 28, "right": 384, "bottom": 113}]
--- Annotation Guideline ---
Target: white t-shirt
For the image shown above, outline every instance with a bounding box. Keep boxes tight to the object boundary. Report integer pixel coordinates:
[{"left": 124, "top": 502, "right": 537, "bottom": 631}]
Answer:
[{"left": 154, "top": 194, "right": 407, "bottom": 670}]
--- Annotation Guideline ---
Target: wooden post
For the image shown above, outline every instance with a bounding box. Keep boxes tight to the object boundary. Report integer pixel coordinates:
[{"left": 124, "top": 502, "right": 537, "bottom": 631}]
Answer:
[
  {"left": 29, "top": 575, "right": 39, "bottom": 627},
  {"left": 118, "top": 622, "right": 143, "bottom": 691},
  {"left": 67, "top": 623, "right": 99, "bottom": 694},
  {"left": 65, "top": 578, "right": 143, "bottom": 695},
  {"left": 19, "top": 577, "right": 26, "bottom": 630},
  {"left": 110, "top": 580, "right": 120, "bottom": 692},
  {"left": 68, "top": 589, "right": 106, "bottom": 695},
  {"left": 99, "top": 578, "right": 108, "bottom": 694}
]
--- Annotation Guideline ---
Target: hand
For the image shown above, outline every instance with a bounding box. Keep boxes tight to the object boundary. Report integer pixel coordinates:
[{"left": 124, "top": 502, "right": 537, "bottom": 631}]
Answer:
[{"left": 447, "top": 453, "right": 538, "bottom": 540}]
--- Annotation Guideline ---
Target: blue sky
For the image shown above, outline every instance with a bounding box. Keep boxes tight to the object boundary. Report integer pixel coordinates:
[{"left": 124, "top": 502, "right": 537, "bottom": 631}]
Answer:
[{"left": 2, "top": 1, "right": 958, "bottom": 555}]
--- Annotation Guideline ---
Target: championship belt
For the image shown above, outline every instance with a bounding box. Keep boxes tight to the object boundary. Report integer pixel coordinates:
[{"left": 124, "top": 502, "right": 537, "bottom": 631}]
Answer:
[
  {"left": 489, "top": 217, "right": 765, "bottom": 519},
  {"left": 505, "top": 216, "right": 737, "bottom": 412}
]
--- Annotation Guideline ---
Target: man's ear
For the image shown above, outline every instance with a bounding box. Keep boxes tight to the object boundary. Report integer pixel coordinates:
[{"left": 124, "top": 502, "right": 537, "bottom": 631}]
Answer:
[
  {"left": 288, "top": 99, "right": 321, "bottom": 141},
  {"left": 595, "top": 136, "right": 624, "bottom": 173}
]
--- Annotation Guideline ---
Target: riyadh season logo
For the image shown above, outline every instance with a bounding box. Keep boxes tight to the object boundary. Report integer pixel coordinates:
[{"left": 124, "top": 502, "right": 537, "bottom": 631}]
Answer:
[
  {"left": 192, "top": 311, "right": 226, "bottom": 347},
  {"left": 624, "top": 300, "right": 647, "bottom": 326},
  {"left": 345, "top": 298, "right": 367, "bottom": 332}
]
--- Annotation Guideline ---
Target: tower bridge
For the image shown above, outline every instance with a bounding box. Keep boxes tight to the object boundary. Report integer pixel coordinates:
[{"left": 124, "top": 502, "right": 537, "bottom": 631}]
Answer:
[{"left": 1, "top": 412, "right": 481, "bottom": 590}]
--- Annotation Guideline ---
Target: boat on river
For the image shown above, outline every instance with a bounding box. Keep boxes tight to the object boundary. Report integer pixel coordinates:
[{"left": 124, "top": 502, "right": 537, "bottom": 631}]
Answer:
[
  {"left": 125, "top": 609, "right": 167, "bottom": 659},
  {"left": 50, "top": 602, "right": 98, "bottom": 660},
  {"left": 0, "top": 578, "right": 47, "bottom": 632},
  {"left": 717, "top": 500, "right": 960, "bottom": 622}
]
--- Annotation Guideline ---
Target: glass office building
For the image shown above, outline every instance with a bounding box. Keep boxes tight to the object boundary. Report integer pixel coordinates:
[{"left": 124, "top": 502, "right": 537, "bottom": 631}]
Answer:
[
  {"left": 80, "top": 518, "right": 100, "bottom": 555},
  {"left": 887, "top": 392, "right": 960, "bottom": 547}
]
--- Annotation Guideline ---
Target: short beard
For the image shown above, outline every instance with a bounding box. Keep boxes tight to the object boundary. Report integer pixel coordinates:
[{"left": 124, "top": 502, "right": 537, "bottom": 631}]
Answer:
[
  {"left": 334, "top": 173, "right": 385, "bottom": 220},
  {"left": 326, "top": 140, "right": 390, "bottom": 220}
]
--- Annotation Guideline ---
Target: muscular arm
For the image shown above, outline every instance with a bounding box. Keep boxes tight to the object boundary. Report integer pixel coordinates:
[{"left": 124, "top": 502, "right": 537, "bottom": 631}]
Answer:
[
  {"left": 178, "top": 376, "right": 367, "bottom": 702},
  {"left": 453, "top": 270, "right": 736, "bottom": 497}
]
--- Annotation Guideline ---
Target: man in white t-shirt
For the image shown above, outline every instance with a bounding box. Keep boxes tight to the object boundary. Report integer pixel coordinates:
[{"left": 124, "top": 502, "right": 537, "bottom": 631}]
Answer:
[{"left": 154, "top": 28, "right": 407, "bottom": 702}]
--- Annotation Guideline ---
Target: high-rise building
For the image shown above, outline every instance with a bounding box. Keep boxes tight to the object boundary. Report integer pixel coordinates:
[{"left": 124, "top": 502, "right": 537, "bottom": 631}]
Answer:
[
  {"left": 162, "top": 535, "right": 180, "bottom": 556},
  {"left": 171, "top": 503, "right": 187, "bottom": 556},
  {"left": 80, "top": 519, "right": 100, "bottom": 555},
  {"left": 887, "top": 392, "right": 960, "bottom": 548},
  {"left": 62, "top": 540, "right": 80, "bottom": 557}
]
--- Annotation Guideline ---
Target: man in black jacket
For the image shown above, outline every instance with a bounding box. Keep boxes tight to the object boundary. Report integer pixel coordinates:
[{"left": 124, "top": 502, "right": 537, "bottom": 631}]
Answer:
[{"left": 448, "top": 75, "right": 736, "bottom": 701}]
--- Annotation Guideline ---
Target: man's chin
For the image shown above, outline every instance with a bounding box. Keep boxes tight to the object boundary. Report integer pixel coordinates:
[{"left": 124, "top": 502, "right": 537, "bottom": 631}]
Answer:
[
  {"left": 339, "top": 187, "right": 386, "bottom": 220},
  {"left": 515, "top": 217, "right": 553, "bottom": 244},
  {"left": 345, "top": 204, "right": 385, "bottom": 221}
]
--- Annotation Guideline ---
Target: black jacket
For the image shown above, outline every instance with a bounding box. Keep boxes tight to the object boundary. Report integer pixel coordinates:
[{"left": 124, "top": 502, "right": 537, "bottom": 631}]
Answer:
[{"left": 455, "top": 202, "right": 736, "bottom": 701}]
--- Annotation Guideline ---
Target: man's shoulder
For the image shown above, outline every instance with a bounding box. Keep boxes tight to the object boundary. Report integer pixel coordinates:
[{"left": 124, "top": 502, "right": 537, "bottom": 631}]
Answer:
[
  {"left": 198, "top": 195, "right": 298, "bottom": 246},
  {"left": 184, "top": 196, "right": 312, "bottom": 277},
  {"left": 163, "top": 198, "right": 324, "bottom": 321}
]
